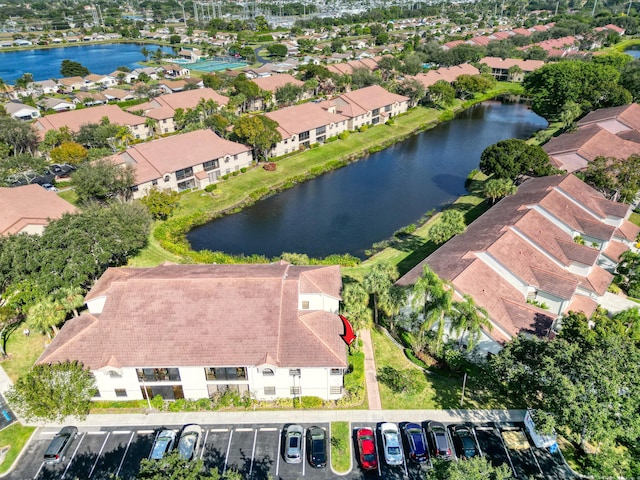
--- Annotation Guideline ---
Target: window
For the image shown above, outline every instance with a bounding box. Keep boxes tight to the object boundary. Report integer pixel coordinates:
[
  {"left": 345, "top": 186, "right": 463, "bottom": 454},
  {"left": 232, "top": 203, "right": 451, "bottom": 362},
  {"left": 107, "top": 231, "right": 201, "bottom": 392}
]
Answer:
[
  {"left": 372, "top": 108, "right": 380, "bottom": 116},
  {"left": 137, "top": 368, "right": 181, "bottom": 382},
  {"left": 152, "top": 179, "right": 158, "bottom": 186},
  {"left": 203, "top": 159, "right": 219, "bottom": 171},
  {"left": 289, "top": 368, "right": 301, "bottom": 376},
  {"left": 141, "top": 385, "right": 184, "bottom": 400},
  {"left": 207, "top": 384, "right": 248, "bottom": 397},
  {"left": 234, "top": 155, "right": 238, "bottom": 160},
  {"left": 177, "top": 179, "right": 195, "bottom": 191},
  {"left": 315, "top": 126, "right": 326, "bottom": 135},
  {"left": 205, "top": 367, "right": 247, "bottom": 381},
  {"left": 93, "top": 390, "right": 101, "bottom": 398},
  {"left": 132, "top": 186, "right": 139, "bottom": 192},
  {"left": 175, "top": 167, "right": 193, "bottom": 181},
  {"left": 264, "top": 386, "right": 276, "bottom": 395},
  {"left": 385, "top": 105, "right": 392, "bottom": 112},
  {"left": 299, "top": 131, "right": 310, "bottom": 141},
  {"left": 301, "top": 301, "right": 309, "bottom": 310},
  {"left": 372, "top": 117, "right": 379, "bottom": 125},
  {"left": 262, "top": 368, "right": 274, "bottom": 376},
  {"left": 330, "top": 368, "right": 342, "bottom": 375},
  {"left": 330, "top": 386, "right": 343, "bottom": 395},
  {"left": 290, "top": 386, "right": 301, "bottom": 395},
  {"left": 108, "top": 370, "right": 122, "bottom": 378},
  {"left": 115, "top": 389, "right": 128, "bottom": 398},
  {"left": 224, "top": 156, "right": 230, "bottom": 163}
]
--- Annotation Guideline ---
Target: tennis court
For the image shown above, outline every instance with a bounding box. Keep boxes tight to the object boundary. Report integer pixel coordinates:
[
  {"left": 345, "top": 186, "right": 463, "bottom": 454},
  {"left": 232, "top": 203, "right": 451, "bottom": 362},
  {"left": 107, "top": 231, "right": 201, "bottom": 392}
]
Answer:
[{"left": 189, "top": 60, "right": 248, "bottom": 72}]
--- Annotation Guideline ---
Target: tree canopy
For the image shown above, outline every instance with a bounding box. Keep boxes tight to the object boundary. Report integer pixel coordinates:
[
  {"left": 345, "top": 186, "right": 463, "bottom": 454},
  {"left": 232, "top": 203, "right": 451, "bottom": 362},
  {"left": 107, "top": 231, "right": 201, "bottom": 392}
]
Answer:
[
  {"left": 72, "top": 158, "right": 136, "bottom": 205},
  {"left": 523, "top": 60, "right": 632, "bottom": 120},
  {"left": 232, "top": 115, "right": 281, "bottom": 161},
  {"left": 426, "top": 456, "right": 512, "bottom": 480},
  {"left": 60, "top": 59, "right": 90, "bottom": 77},
  {"left": 479, "top": 139, "right": 557, "bottom": 182},
  {"left": 486, "top": 310, "right": 640, "bottom": 475},
  {"left": 7, "top": 360, "right": 96, "bottom": 422}
]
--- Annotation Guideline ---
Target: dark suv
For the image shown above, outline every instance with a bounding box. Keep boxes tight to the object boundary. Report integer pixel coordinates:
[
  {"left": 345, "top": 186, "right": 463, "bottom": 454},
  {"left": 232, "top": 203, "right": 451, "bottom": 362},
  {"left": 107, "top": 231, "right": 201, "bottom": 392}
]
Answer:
[
  {"left": 427, "top": 421, "right": 452, "bottom": 459},
  {"left": 44, "top": 426, "right": 77, "bottom": 464}
]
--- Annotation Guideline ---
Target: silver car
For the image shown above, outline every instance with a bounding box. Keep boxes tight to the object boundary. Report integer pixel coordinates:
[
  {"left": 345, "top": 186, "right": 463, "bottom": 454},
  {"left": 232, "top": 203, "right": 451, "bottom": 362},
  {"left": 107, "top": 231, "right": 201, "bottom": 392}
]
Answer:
[
  {"left": 150, "top": 429, "right": 177, "bottom": 460},
  {"left": 177, "top": 424, "right": 203, "bottom": 461},
  {"left": 284, "top": 424, "right": 304, "bottom": 464},
  {"left": 381, "top": 422, "right": 404, "bottom": 465}
]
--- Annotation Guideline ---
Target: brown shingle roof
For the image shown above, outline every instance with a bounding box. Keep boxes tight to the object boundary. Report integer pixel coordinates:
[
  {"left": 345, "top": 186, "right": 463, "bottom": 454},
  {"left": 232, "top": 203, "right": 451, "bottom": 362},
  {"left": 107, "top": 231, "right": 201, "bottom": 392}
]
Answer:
[
  {"left": 0, "top": 185, "right": 77, "bottom": 235},
  {"left": 251, "top": 74, "right": 304, "bottom": 92},
  {"left": 602, "top": 240, "right": 629, "bottom": 262},
  {"left": 154, "top": 87, "right": 229, "bottom": 109},
  {"left": 265, "top": 102, "right": 349, "bottom": 138},
  {"left": 38, "top": 263, "right": 346, "bottom": 369},
  {"left": 565, "top": 295, "right": 598, "bottom": 318}
]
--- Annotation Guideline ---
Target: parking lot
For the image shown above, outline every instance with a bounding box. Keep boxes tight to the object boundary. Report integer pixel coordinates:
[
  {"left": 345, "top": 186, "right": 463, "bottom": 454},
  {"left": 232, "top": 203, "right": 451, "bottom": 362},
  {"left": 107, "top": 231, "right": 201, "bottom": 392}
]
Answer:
[{"left": 8, "top": 421, "right": 574, "bottom": 480}]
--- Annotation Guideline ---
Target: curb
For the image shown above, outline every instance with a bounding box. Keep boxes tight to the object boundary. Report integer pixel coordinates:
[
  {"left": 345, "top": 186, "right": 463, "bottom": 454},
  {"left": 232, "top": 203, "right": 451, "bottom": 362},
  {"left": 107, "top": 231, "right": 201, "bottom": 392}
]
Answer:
[
  {"left": 329, "top": 421, "right": 352, "bottom": 477},
  {"left": 0, "top": 427, "right": 37, "bottom": 478}
]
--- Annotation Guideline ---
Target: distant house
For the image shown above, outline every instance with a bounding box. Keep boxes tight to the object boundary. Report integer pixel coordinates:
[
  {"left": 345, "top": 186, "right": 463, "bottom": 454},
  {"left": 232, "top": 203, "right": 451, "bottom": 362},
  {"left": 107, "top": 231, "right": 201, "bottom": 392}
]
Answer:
[
  {"left": 33, "top": 104, "right": 148, "bottom": 140},
  {"left": 543, "top": 104, "right": 640, "bottom": 172},
  {"left": 0, "top": 184, "right": 77, "bottom": 236},
  {"left": 57, "top": 76, "right": 88, "bottom": 91},
  {"left": 71, "top": 91, "right": 107, "bottom": 106},
  {"left": 411, "top": 63, "right": 480, "bottom": 89},
  {"left": 84, "top": 74, "right": 117, "bottom": 88},
  {"left": 396, "top": 174, "right": 640, "bottom": 355},
  {"left": 112, "top": 129, "right": 252, "bottom": 197},
  {"left": 478, "top": 57, "right": 544, "bottom": 82},
  {"left": 37, "top": 262, "right": 347, "bottom": 402},
  {"left": 320, "top": 84, "right": 410, "bottom": 130},
  {"left": 102, "top": 88, "right": 137, "bottom": 102},
  {"left": 130, "top": 88, "right": 229, "bottom": 134},
  {"left": 326, "top": 57, "right": 379, "bottom": 76},
  {"left": 4, "top": 101, "right": 40, "bottom": 120},
  {"left": 162, "top": 64, "right": 190, "bottom": 78},
  {"left": 109, "top": 70, "right": 138, "bottom": 84},
  {"left": 40, "top": 97, "right": 76, "bottom": 112},
  {"left": 252, "top": 74, "right": 307, "bottom": 108},
  {"left": 26, "top": 79, "right": 59, "bottom": 96}
]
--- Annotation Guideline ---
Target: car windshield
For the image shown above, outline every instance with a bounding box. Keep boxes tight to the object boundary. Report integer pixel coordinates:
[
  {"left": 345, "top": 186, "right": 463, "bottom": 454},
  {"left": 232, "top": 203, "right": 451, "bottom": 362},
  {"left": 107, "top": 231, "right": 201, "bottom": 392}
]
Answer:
[
  {"left": 289, "top": 436, "right": 299, "bottom": 449},
  {"left": 152, "top": 438, "right": 170, "bottom": 458},
  {"left": 388, "top": 446, "right": 401, "bottom": 455},
  {"left": 312, "top": 439, "right": 324, "bottom": 453},
  {"left": 364, "top": 453, "right": 376, "bottom": 462},
  {"left": 178, "top": 433, "right": 196, "bottom": 456}
]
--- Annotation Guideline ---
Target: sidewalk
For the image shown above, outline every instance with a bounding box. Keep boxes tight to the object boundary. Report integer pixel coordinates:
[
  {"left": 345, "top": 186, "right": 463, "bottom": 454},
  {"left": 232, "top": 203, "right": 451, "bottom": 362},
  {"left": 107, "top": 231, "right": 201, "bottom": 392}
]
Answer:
[
  {"left": 360, "top": 329, "right": 382, "bottom": 410},
  {"left": 29, "top": 409, "right": 527, "bottom": 429}
]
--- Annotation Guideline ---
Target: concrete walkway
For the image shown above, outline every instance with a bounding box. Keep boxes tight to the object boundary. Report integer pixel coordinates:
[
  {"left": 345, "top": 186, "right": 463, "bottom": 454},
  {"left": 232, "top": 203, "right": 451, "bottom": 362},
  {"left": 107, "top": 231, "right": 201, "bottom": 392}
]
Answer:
[
  {"left": 360, "top": 329, "right": 382, "bottom": 410},
  {"left": 31, "top": 409, "right": 527, "bottom": 429}
]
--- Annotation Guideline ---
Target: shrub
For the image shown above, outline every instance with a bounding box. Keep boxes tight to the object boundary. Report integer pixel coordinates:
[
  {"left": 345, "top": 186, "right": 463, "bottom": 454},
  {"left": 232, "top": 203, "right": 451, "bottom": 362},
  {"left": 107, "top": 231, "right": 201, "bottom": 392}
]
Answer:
[
  {"left": 385, "top": 118, "right": 395, "bottom": 125},
  {"left": 150, "top": 395, "right": 164, "bottom": 410},
  {"left": 310, "top": 142, "right": 320, "bottom": 149},
  {"left": 359, "top": 125, "right": 369, "bottom": 133},
  {"left": 439, "top": 110, "right": 455, "bottom": 122},
  {"left": 338, "top": 131, "right": 350, "bottom": 140},
  {"left": 300, "top": 396, "right": 323, "bottom": 409},
  {"left": 263, "top": 162, "right": 277, "bottom": 171},
  {"left": 368, "top": 145, "right": 383, "bottom": 154},
  {"left": 221, "top": 174, "right": 230, "bottom": 180},
  {"left": 376, "top": 366, "right": 422, "bottom": 393},
  {"left": 240, "top": 167, "right": 247, "bottom": 173},
  {"left": 231, "top": 170, "right": 239, "bottom": 176},
  {"left": 326, "top": 135, "right": 338, "bottom": 143},
  {"left": 204, "top": 184, "right": 217, "bottom": 192}
]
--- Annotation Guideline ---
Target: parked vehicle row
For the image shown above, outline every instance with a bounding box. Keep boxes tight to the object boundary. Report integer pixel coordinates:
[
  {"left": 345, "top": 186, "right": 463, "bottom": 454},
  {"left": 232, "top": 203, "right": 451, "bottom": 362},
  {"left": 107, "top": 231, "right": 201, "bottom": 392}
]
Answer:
[
  {"left": 150, "top": 424, "right": 203, "bottom": 461},
  {"left": 355, "top": 421, "right": 481, "bottom": 471},
  {"left": 284, "top": 424, "right": 327, "bottom": 468}
]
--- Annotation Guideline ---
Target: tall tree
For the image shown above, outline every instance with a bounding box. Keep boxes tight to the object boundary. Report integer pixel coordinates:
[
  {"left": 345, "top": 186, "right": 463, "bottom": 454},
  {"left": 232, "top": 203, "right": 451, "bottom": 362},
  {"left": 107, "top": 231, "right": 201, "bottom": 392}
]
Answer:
[
  {"left": 411, "top": 265, "right": 453, "bottom": 350},
  {"left": 483, "top": 178, "right": 517, "bottom": 204},
  {"left": 55, "top": 286, "right": 85, "bottom": 318},
  {"left": 340, "top": 282, "right": 371, "bottom": 332},
  {"left": 7, "top": 360, "right": 97, "bottom": 422},
  {"left": 27, "top": 296, "right": 66, "bottom": 337},
  {"left": 72, "top": 158, "right": 136, "bottom": 204},
  {"left": 363, "top": 262, "right": 398, "bottom": 325},
  {"left": 479, "top": 139, "right": 557, "bottom": 182},
  {"left": 427, "top": 456, "right": 512, "bottom": 480},
  {"left": 429, "top": 210, "right": 466, "bottom": 244},
  {"left": 450, "top": 294, "right": 491, "bottom": 350},
  {"left": 232, "top": 115, "right": 281, "bottom": 162},
  {"left": 60, "top": 59, "right": 90, "bottom": 77}
]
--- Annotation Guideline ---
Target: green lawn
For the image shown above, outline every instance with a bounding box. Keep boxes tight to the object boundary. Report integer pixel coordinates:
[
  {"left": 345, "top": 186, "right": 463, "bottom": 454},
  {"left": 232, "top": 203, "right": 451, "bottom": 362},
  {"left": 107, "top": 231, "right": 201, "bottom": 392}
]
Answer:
[
  {"left": 57, "top": 188, "right": 78, "bottom": 205},
  {"left": 0, "top": 424, "right": 36, "bottom": 474},
  {"left": 0, "top": 331, "right": 47, "bottom": 383},
  {"left": 371, "top": 328, "right": 511, "bottom": 409},
  {"left": 629, "top": 211, "right": 640, "bottom": 228},
  {"left": 330, "top": 421, "right": 351, "bottom": 473}
]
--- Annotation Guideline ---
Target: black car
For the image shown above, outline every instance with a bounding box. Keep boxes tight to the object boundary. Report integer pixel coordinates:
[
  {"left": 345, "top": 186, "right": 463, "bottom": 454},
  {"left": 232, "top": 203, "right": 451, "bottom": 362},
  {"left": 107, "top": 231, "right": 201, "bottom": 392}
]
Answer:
[
  {"left": 306, "top": 426, "right": 327, "bottom": 468},
  {"left": 451, "top": 425, "right": 478, "bottom": 458},
  {"left": 427, "top": 421, "right": 452, "bottom": 459},
  {"left": 44, "top": 426, "right": 78, "bottom": 464},
  {"left": 51, "top": 163, "right": 77, "bottom": 176}
]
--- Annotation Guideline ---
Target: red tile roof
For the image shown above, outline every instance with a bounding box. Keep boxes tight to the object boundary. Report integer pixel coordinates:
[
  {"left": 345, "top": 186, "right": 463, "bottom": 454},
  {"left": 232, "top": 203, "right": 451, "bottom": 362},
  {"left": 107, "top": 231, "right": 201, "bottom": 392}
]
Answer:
[
  {"left": 265, "top": 101, "right": 349, "bottom": 138},
  {"left": 251, "top": 74, "right": 304, "bottom": 92},
  {"left": 0, "top": 184, "right": 77, "bottom": 235},
  {"left": 478, "top": 56, "right": 544, "bottom": 73},
  {"left": 153, "top": 87, "right": 229, "bottom": 109},
  {"left": 603, "top": 240, "right": 630, "bottom": 262},
  {"left": 411, "top": 64, "right": 480, "bottom": 88},
  {"left": 565, "top": 295, "right": 598, "bottom": 318},
  {"left": 113, "top": 129, "right": 251, "bottom": 184},
  {"left": 33, "top": 104, "right": 145, "bottom": 136},
  {"left": 38, "top": 263, "right": 346, "bottom": 370}
]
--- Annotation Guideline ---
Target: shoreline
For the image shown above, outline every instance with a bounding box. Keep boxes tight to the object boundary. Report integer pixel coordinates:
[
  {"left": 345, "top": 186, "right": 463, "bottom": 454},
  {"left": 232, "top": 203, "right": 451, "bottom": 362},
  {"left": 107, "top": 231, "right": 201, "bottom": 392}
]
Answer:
[{"left": 134, "top": 83, "right": 531, "bottom": 267}]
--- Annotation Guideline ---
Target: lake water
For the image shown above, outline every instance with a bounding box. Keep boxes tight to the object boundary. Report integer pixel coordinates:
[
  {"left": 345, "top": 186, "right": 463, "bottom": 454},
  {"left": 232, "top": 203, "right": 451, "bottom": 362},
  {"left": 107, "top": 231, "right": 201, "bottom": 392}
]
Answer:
[
  {"left": 0, "top": 43, "right": 172, "bottom": 83},
  {"left": 625, "top": 47, "right": 640, "bottom": 59},
  {"left": 187, "top": 101, "right": 548, "bottom": 259}
]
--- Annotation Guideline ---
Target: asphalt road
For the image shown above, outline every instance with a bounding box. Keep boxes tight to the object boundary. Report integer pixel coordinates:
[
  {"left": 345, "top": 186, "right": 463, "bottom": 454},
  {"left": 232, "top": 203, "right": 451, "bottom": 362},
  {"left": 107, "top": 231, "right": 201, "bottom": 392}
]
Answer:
[{"left": 10, "top": 421, "right": 575, "bottom": 480}]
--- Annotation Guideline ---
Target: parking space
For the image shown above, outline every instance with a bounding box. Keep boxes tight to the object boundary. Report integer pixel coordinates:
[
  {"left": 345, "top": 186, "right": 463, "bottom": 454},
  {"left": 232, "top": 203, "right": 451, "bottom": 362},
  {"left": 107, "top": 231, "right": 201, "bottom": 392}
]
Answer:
[{"left": 7, "top": 420, "right": 574, "bottom": 480}]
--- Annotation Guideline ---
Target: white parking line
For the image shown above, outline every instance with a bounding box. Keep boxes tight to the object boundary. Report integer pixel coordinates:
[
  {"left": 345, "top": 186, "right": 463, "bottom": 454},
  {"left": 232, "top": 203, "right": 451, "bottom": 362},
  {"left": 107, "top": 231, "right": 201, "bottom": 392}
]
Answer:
[
  {"left": 32, "top": 461, "right": 45, "bottom": 480},
  {"left": 530, "top": 445, "right": 544, "bottom": 475},
  {"left": 397, "top": 426, "right": 408, "bottom": 476},
  {"left": 446, "top": 428, "right": 458, "bottom": 461},
  {"left": 114, "top": 431, "right": 135, "bottom": 478},
  {"left": 112, "top": 430, "right": 131, "bottom": 434},
  {"left": 88, "top": 431, "right": 110, "bottom": 478},
  {"left": 374, "top": 428, "right": 381, "bottom": 477},
  {"left": 61, "top": 432, "right": 86, "bottom": 479},
  {"left": 248, "top": 429, "right": 258, "bottom": 477},
  {"left": 471, "top": 427, "right": 484, "bottom": 457},
  {"left": 496, "top": 428, "right": 517, "bottom": 478},
  {"left": 210, "top": 428, "right": 228, "bottom": 432},
  {"left": 275, "top": 428, "right": 282, "bottom": 476},
  {"left": 259, "top": 427, "right": 277, "bottom": 432},
  {"left": 222, "top": 430, "right": 233, "bottom": 475},
  {"left": 301, "top": 427, "right": 306, "bottom": 477},
  {"left": 200, "top": 428, "right": 209, "bottom": 460},
  {"left": 87, "top": 431, "right": 107, "bottom": 435}
]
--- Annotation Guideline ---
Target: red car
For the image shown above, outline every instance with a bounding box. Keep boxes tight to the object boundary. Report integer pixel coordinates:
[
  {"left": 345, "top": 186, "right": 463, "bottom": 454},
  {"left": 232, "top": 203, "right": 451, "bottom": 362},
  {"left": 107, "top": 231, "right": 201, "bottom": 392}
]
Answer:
[{"left": 357, "top": 428, "right": 378, "bottom": 471}]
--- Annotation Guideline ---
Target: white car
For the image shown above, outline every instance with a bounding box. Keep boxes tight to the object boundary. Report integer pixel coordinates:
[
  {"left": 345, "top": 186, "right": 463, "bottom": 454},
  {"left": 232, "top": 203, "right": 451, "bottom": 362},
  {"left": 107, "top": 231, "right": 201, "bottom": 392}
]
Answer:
[
  {"left": 177, "top": 424, "right": 203, "bottom": 461},
  {"left": 150, "top": 430, "right": 176, "bottom": 460},
  {"left": 381, "top": 422, "right": 404, "bottom": 465}
]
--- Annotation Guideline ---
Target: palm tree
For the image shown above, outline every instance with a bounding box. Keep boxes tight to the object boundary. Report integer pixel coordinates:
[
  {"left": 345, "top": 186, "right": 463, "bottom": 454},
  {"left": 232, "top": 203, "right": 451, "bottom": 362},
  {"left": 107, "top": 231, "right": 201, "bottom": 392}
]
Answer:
[
  {"left": 340, "top": 282, "right": 371, "bottom": 332},
  {"left": 378, "top": 285, "right": 408, "bottom": 332},
  {"left": 145, "top": 117, "right": 158, "bottom": 138},
  {"left": 363, "top": 262, "right": 398, "bottom": 325},
  {"left": 141, "top": 46, "right": 150, "bottom": 62},
  {"left": 27, "top": 297, "right": 66, "bottom": 338},
  {"left": 56, "top": 286, "right": 85, "bottom": 318},
  {"left": 411, "top": 265, "right": 453, "bottom": 351},
  {"left": 450, "top": 294, "right": 491, "bottom": 351},
  {"left": 115, "top": 125, "right": 134, "bottom": 149}
]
